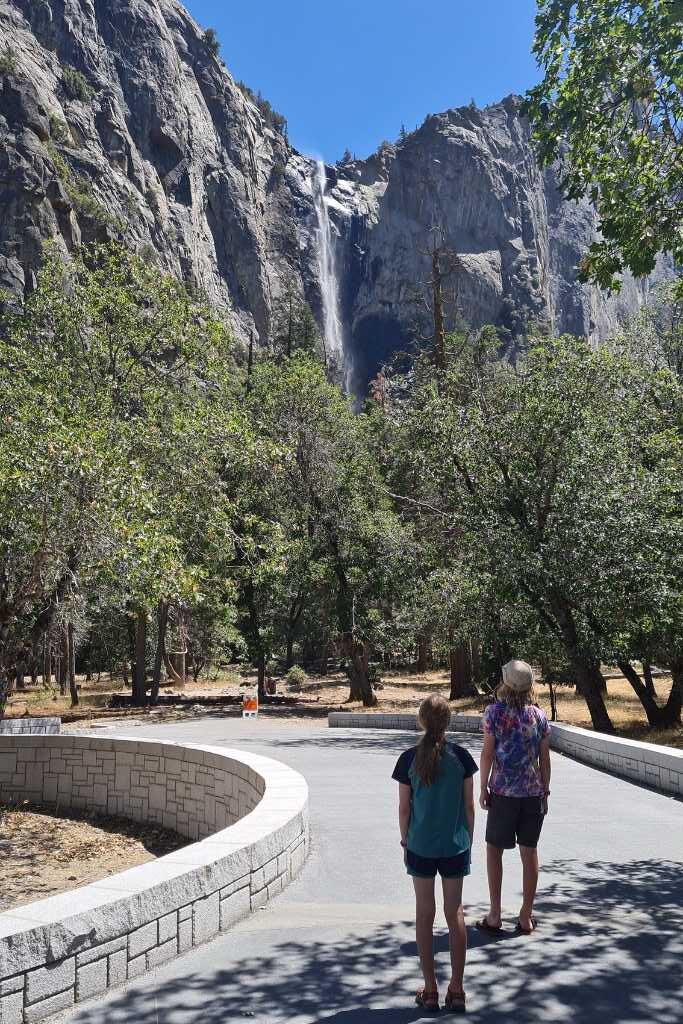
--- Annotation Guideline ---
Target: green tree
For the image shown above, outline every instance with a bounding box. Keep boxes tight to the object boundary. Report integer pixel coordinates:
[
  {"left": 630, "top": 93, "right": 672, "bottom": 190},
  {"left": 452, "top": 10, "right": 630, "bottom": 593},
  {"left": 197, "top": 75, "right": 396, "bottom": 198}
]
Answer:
[
  {"left": 241, "top": 355, "right": 403, "bottom": 703},
  {"left": 203, "top": 28, "right": 221, "bottom": 57},
  {"left": 0, "top": 242, "right": 240, "bottom": 710},
  {"left": 526, "top": 0, "right": 683, "bottom": 290},
  {"left": 387, "top": 331, "right": 683, "bottom": 732}
]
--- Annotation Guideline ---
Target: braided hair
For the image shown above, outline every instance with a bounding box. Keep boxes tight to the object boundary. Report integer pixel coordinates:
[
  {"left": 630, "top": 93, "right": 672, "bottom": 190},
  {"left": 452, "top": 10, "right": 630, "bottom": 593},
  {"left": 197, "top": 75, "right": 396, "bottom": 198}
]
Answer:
[{"left": 414, "top": 694, "right": 451, "bottom": 786}]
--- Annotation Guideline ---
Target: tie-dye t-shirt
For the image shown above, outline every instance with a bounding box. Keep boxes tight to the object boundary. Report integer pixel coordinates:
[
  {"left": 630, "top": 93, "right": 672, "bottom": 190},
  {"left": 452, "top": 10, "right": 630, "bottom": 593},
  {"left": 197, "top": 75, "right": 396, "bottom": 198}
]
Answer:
[{"left": 482, "top": 701, "right": 550, "bottom": 798}]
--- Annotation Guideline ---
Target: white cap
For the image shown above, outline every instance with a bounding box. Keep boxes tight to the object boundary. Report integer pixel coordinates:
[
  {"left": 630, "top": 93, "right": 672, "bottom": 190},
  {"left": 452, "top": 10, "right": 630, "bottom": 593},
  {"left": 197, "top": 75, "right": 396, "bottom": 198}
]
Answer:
[{"left": 502, "top": 659, "right": 534, "bottom": 692}]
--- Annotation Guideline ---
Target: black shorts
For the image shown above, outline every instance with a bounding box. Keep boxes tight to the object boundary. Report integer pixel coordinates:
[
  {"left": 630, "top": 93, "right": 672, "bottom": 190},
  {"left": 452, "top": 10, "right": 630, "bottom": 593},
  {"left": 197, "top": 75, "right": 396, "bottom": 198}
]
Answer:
[
  {"left": 485, "top": 793, "right": 545, "bottom": 850},
  {"left": 406, "top": 847, "right": 471, "bottom": 879}
]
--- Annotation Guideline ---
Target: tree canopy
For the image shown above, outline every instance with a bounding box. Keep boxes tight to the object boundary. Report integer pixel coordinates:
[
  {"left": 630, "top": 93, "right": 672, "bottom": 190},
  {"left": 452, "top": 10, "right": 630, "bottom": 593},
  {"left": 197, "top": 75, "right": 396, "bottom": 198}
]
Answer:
[{"left": 526, "top": 0, "right": 683, "bottom": 290}]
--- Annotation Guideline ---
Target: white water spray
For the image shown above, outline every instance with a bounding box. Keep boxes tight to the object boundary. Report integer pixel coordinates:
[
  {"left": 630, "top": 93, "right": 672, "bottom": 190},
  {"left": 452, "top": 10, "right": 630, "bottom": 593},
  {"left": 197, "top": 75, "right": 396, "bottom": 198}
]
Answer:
[{"left": 313, "top": 160, "right": 344, "bottom": 364}]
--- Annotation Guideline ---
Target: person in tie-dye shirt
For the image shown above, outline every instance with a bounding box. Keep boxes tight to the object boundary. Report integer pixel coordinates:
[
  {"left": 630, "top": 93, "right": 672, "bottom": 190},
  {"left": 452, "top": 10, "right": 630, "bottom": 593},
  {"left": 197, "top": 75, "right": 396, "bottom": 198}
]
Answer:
[{"left": 477, "top": 660, "right": 551, "bottom": 936}]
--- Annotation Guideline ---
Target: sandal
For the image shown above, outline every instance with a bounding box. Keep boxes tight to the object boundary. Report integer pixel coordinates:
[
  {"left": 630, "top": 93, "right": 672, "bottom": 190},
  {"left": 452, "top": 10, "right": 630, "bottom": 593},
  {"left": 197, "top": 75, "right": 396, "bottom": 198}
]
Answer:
[
  {"left": 475, "top": 916, "right": 502, "bottom": 934},
  {"left": 515, "top": 917, "right": 538, "bottom": 935},
  {"left": 415, "top": 988, "right": 440, "bottom": 1012},
  {"left": 444, "top": 986, "right": 466, "bottom": 1014}
]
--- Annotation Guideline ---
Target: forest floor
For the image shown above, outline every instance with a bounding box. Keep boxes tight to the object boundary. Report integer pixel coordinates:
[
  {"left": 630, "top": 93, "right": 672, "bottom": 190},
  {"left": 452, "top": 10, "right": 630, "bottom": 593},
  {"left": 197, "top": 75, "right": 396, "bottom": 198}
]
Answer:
[
  {"left": 4, "top": 666, "right": 682, "bottom": 749},
  {"left": 0, "top": 802, "right": 187, "bottom": 912}
]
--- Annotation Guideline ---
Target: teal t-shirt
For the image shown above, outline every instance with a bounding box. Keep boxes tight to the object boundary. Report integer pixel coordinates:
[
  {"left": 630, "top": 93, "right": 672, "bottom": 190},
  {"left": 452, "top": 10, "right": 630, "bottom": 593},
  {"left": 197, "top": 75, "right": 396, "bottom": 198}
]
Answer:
[{"left": 392, "top": 741, "right": 477, "bottom": 858}]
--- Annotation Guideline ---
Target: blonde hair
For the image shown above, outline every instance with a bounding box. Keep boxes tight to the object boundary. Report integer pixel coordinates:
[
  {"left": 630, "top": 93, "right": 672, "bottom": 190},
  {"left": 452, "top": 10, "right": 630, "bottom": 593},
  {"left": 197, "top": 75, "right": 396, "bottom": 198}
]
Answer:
[
  {"left": 415, "top": 694, "right": 451, "bottom": 786},
  {"left": 497, "top": 682, "right": 537, "bottom": 710}
]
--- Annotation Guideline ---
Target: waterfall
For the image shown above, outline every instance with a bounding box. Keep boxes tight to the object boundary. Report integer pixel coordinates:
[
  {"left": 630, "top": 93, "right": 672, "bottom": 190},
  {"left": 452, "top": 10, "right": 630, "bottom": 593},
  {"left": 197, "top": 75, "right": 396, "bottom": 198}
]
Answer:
[{"left": 313, "top": 160, "right": 344, "bottom": 365}]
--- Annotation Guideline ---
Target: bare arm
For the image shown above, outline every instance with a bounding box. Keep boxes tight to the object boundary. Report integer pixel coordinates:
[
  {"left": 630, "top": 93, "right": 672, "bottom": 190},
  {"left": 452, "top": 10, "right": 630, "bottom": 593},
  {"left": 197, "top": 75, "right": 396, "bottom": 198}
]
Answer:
[
  {"left": 479, "top": 732, "right": 495, "bottom": 809},
  {"left": 463, "top": 776, "right": 475, "bottom": 842},
  {"left": 539, "top": 735, "right": 551, "bottom": 811},
  {"left": 398, "top": 782, "right": 411, "bottom": 846}
]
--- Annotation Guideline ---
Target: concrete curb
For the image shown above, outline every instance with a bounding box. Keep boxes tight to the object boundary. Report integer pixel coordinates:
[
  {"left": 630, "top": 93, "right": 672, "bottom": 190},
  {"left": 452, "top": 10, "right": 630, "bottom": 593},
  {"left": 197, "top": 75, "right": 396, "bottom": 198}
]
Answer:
[
  {"left": 0, "top": 734, "right": 309, "bottom": 1022},
  {"left": 328, "top": 711, "right": 683, "bottom": 798}
]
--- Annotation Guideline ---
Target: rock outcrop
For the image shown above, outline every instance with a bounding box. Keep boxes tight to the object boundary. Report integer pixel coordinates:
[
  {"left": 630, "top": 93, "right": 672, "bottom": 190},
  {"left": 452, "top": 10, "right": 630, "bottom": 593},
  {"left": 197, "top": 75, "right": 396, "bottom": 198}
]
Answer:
[{"left": 0, "top": 0, "right": 671, "bottom": 392}]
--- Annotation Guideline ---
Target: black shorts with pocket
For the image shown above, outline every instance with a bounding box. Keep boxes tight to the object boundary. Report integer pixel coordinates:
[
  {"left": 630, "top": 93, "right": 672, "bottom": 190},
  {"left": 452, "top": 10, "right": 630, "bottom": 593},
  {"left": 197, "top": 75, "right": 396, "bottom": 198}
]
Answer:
[
  {"left": 485, "top": 793, "right": 545, "bottom": 849},
  {"left": 406, "top": 847, "right": 471, "bottom": 879}
]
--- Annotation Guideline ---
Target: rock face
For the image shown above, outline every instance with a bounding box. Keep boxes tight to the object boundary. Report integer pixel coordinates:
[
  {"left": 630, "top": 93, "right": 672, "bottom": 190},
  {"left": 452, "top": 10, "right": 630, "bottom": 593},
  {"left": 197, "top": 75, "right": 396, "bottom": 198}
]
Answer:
[
  {"left": 0, "top": 0, "right": 671, "bottom": 392},
  {"left": 0, "top": 0, "right": 323, "bottom": 343},
  {"left": 327, "top": 103, "right": 671, "bottom": 389}
]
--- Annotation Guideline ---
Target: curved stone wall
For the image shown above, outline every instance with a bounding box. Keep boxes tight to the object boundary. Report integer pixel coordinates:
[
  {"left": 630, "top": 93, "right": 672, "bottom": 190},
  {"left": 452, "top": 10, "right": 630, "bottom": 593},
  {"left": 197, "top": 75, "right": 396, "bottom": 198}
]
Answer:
[
  {"left": 0, "top": 734, "right": 309, "bottom": 1022},
  {"left": 328, "top": 711, "right": 683, "bottom": 797}
]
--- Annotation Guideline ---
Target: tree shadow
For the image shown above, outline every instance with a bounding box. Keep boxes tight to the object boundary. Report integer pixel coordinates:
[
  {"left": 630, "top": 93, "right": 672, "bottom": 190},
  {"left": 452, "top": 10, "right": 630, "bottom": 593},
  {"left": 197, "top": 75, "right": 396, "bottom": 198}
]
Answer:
[
  {"left": 239, "top": 729, "right": 484, "bottom": 756},
  {"left": 68, "top": 858, "right": 683, "bottom": 1023}
]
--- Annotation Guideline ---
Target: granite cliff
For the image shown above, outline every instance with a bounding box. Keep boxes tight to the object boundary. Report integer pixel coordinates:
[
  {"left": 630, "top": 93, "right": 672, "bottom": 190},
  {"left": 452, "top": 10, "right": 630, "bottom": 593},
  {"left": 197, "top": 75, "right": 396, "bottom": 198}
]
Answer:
[{"left": 0, "top": 0, "right": 670, "bottom": 391}]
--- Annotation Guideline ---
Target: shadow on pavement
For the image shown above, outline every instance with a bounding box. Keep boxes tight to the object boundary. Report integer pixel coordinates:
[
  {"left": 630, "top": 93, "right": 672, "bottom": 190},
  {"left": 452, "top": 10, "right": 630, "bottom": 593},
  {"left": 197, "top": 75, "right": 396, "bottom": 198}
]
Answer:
[
  {"left": 69, "top": 858, "right": 683, "bottom": 1024},
  {"left": 242, "top": 730, "right": 484, "bottom": 756}
]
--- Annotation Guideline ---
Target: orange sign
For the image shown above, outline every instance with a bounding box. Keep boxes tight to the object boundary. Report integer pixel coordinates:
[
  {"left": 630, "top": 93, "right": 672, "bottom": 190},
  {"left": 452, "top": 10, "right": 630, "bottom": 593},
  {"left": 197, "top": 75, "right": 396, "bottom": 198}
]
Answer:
[{"left": 242, "top": 692, "right": 258, "bottom": 716}]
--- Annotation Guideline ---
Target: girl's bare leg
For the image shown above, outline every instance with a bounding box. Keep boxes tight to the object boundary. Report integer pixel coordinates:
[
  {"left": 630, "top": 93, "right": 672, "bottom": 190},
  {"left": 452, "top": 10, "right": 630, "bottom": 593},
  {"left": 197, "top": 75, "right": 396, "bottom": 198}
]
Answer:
[
  {"left": 412, "top": 875, "right": 437, "bottom": 991},
  {"left": 519, "top": 845, "right": 539, "bottom": 930},
  {"left": 442, "top": 876, "right": 466, "bottom": 993},
  {"left": 485, "top": 843, "right": 504, "bottom": 927}
]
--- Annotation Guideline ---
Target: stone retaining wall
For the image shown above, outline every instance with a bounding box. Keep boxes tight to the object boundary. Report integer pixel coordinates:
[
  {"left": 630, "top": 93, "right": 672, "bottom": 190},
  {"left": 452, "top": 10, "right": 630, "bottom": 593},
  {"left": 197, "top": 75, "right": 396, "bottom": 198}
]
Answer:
[
  {"left": 0, "top": 735, "right": 309, "bottom": 1023},
  {"left": 0, "top": 719, "right": 60, "bottom": 736},
  {"left": 328, "top": 711, "right": 683, "bottom": 798}
]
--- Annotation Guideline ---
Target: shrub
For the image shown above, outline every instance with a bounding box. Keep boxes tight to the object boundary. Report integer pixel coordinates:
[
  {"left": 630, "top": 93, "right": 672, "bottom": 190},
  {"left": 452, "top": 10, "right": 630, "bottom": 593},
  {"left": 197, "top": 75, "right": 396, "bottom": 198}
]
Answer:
[
  {"left": 62, "top": 67, "right": 94, "bottom": 102},
  {"left": 203, "top": 28, "right": 220, "bottom": 57},
  {"left": 270, "top": 160, "right": 286, "bottom": 188},
  {"left": 45, "top": 142, "right": 70, "bottom": 182},
  {"left": 49, "top": 114, "right": 69, "bottom": 143},
  {"left": 0, "top": 47, "right": 17, "bottom": 76},
  {"left": 285, "top": 665, "right": 308, "bottom": 692}
]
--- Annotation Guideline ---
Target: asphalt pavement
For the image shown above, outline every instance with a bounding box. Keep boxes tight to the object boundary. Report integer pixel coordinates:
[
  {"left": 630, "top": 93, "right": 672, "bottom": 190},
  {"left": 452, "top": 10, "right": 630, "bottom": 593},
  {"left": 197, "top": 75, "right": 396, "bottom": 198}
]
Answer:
[{"left": 57, "top": 717, "right": 683, "bottom": 1024}]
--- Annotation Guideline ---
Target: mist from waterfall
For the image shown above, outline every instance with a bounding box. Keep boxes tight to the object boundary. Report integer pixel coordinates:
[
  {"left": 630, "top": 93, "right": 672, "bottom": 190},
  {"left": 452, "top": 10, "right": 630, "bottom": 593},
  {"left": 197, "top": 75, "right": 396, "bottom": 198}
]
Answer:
[{"left": 313, "top": 160, "right": 344, "bottom": 367}]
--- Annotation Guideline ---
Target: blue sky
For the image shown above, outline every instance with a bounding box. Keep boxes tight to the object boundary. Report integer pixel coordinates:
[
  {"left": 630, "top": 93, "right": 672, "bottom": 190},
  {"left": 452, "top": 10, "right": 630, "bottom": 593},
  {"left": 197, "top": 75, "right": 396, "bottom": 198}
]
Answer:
[{"left": 183, "top": 1, "right": 540, "bottom": 163}]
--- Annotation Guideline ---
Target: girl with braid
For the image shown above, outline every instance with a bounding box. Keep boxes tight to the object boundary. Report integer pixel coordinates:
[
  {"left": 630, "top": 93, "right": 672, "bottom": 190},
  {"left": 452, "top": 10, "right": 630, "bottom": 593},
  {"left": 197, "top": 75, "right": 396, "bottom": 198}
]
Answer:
[{"left": 392, "top": 694, "right": 477, "bottom": 1014}]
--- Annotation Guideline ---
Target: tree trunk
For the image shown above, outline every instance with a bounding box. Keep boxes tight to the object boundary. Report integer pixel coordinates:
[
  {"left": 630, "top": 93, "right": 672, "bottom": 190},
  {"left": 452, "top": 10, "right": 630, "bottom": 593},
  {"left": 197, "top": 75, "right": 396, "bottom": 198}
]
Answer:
[
  {"left": 620, "top": 659, "right": 682, "bottom": 729},
  {"left": 416, "top": 636, "right": 430, "bottom": 674},
  {"left": 43, "top": 638, "right": 51, "bottom": 690},
  {"left": 547, "top": 678, "right": 557, "bottom": 722},
  {"left": 342, "top": 634, "right": 376, "bottom": 706},
  {"left": 246, "top": 329, "right": 255, "bottom": 394},
  {"left": 449, "top": 641, "right": 476, "bottom": 699},
  {"left": 173, "top": 649, "right": 186, "bottom": 686},
  {"left": 573, "top": 658, "right": 614, "bottom": 733},
  {"left": 431, "top": 245, "right": 447, "bottom": 372},
  {"left": 67, "top": 621, "right": 78, "bottom": 708},
  {"left": 257, "top": 653, "right": 266, "bottom": 699},
  {"left": 663, "top": 660, "right": 683, "bottom": 726},
  {"left": 58, "top": 633, "right": 68, "bottom": 696},
  {"left": 643, "top": 662, "right": 656, "bottom": 697},
  {"left": 162, "top": 650, "right": 184, "bottom": 686},
  {"left": 132, "top": 610, "right": 147, "bottom": 706},
  {"left": 285, "top": 636, "right": 294, "bottom": 671},
  {"left": 552, "top": 600, "right": 614, "bottom": 733},
  {"left": 244, "top": 580, "right": 265, "bottom": 697},
  {"left": 150, "top": 600, "right": 168, "bottom": 705}
]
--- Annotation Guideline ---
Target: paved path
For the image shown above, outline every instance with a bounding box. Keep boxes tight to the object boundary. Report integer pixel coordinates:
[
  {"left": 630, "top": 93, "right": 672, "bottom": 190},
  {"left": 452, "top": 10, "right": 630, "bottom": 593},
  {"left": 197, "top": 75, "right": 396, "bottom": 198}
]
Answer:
[{"left": 57, "top": 719, "right": 682, "bottom": 1024}]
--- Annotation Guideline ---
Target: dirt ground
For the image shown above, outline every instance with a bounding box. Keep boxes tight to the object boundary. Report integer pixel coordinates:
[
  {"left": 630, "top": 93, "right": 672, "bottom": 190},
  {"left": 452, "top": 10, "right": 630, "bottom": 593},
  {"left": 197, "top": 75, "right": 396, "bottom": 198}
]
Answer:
[
  {"left": 0, "top": 803, "right": 187, "bottom": 912},
  {"left": 4, "top": 665, "right": 682, "bottom": 749}
]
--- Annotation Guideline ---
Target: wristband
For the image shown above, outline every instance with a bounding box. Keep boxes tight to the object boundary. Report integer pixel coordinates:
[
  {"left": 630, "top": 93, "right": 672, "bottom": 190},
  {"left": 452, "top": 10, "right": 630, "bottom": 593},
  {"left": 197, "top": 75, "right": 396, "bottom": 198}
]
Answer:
[{"left": 400, "top": 840, "right": 407, "bottom": 848}]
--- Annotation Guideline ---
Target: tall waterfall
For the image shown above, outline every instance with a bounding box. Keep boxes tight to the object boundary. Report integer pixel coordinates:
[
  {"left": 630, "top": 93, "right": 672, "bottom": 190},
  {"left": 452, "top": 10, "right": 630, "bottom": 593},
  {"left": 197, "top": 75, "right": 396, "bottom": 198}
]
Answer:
[{"left": 313, "top": 160, "right": 344, "bottom": 364}]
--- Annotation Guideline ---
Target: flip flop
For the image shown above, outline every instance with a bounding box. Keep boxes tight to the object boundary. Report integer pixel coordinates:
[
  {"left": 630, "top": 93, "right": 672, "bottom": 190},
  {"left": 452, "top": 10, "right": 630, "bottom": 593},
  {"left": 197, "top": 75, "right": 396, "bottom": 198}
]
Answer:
[
  {"left": 515, "top": 917, "right": 538, "bottom": 935},
  {"left": 475, "top": 917, "right": 503, "bottom": 934}
]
